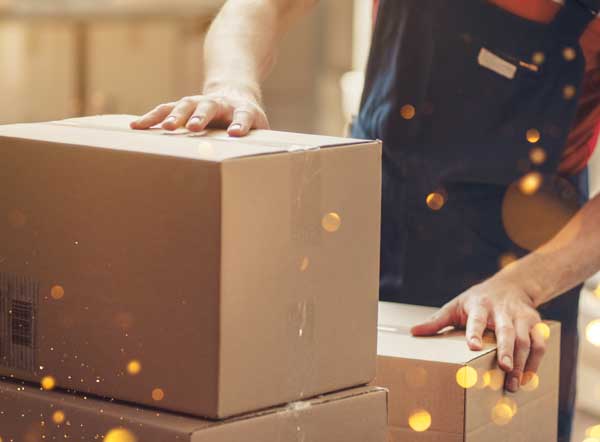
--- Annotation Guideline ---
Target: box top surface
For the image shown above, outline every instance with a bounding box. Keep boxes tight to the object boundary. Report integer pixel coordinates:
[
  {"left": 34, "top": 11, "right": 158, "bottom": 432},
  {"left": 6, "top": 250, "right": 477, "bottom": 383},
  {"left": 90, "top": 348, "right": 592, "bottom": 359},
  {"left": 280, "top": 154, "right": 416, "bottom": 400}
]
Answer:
[
  {"left": 0, "top": 380, "right": 384, "bottom": 435},
  {"left": 377, "top": 302, "right": 559, "bottom": 365},
  {"left": 0, "top": 115, "right": 373, "bottom": 162}
]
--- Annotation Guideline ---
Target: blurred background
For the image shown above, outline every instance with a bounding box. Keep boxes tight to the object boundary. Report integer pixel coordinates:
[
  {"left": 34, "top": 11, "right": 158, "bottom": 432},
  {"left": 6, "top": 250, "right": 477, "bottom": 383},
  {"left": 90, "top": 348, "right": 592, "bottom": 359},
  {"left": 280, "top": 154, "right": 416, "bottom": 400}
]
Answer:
[{"left": 0, "top": 1, "right": 599, "bottom": 440}]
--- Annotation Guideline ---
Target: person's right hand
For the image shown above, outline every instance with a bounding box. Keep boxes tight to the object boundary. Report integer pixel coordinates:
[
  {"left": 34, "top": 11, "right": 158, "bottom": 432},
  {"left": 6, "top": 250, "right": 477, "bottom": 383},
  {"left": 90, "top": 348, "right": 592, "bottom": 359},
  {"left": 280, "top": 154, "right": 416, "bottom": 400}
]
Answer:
[{"left": 130, "top": 89, "right": 270, "bottom": 137}]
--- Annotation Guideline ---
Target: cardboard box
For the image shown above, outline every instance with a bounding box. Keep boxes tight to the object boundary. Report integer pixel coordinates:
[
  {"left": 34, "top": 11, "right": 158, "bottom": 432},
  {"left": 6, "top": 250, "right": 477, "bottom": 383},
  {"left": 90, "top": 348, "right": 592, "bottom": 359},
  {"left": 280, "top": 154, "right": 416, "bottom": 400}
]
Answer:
[
  {"left": 0, "top": 115, "right": 382, "bottom": 418},
  {"left": 0, "top": 381, "right": 388, "bottom": 442},
  {"left": 375, "top": 302, "right": 560, "bottom": 442}
]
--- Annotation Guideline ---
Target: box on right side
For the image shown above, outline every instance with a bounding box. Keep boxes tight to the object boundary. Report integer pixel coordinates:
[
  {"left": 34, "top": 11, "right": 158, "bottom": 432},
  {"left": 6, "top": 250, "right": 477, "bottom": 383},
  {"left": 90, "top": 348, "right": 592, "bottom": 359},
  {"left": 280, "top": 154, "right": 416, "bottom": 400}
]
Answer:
[{"left": 374, "top": 302, "right": 560, "bottom": 442}]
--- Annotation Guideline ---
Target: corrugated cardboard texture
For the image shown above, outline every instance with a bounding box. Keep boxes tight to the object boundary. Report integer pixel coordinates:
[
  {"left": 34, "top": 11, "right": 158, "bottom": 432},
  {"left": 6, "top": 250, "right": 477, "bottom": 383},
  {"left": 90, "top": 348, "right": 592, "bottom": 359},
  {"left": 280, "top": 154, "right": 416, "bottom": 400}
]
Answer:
[
  {"left": 0, "top": 115, "right": 382, "bottom": 418},
  {"left": 375, "top": 303, "right": 560, "bottom": 442},
  {"left": 0, "top": 381, "right": 388, "bottom": 442}
]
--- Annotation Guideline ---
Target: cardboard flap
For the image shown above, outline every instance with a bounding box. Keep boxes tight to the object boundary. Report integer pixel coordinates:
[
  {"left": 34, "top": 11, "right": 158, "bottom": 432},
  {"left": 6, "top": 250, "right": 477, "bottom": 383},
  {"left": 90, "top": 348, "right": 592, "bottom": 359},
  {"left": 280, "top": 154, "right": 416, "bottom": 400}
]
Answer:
[{"left": 0, "top": 115, "right": 372, "bottom": 163}]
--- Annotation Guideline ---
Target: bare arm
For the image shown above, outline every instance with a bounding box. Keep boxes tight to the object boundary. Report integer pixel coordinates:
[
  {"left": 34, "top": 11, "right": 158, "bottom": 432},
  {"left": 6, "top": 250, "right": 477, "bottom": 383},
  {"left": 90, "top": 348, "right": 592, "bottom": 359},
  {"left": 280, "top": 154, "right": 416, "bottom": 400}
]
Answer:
[
  {"left": 413, "top": 193, "right": 600, "bottom": 393},
  {"left": 131, "top": 0, "right": 318, "bottom": 135}
]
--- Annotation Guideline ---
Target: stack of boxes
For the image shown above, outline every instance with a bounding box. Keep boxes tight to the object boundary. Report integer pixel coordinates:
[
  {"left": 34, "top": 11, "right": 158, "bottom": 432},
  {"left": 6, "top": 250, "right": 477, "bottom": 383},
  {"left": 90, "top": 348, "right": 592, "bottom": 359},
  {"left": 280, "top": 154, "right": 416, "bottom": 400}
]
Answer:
[{"left": 0, "top": 115, "right": 387, "bottom": 441}]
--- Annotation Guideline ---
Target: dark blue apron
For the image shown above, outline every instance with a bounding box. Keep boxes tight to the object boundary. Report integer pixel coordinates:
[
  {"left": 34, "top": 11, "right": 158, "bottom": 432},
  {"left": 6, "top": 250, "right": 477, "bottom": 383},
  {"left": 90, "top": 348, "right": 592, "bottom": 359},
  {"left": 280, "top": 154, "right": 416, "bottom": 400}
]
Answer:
[{"left": 352, "top": 1, "right": 596, "bottom": 440}]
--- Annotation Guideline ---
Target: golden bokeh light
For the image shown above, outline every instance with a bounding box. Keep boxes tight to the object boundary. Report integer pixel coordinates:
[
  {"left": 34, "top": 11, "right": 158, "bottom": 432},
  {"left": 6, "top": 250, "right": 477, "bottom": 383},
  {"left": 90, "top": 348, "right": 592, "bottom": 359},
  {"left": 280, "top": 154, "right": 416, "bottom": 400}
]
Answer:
[
  {"left": 529, "top": 147, "right": 547, "bottom": 165},
  {"left": 41, "top": 376, "right": 56, "bottom": 391},
  {"left": 322, "top": 212, "right": 342, "bottom": 233},
  {"left": 152, "top": 388, "right": 165, "bottom": 401},
  {"left": 476, "top": 369, "right": 490, "bottom": 389},
  {"left": 456, "top": 366, "right": 478, "bottom": 389},
  {"left": 426, "top": 192, "right": 445, "bottom": 211},
  {"left": 586, "top": 425, "right": 600, "bottom": 438},
  {"left": 498, "top": 397, "right": 518, "bottom": 415},
  {"left": 562, "top": 47, "right": 576, "bottom": 61},
  {"left": 533, "top": 322, "right": 551, "bottom": 341},
  {"left": 50, "top": 285, "right": 65, "bottom": 300},
  {"left": 521, "top": 372, "right": 540, "bottom": 392},
  {"left": 300, "top": 257, "right": 309, "bottom": 272},
  {"left": 487, "top": 369, "right": 505, "bottom": 391},
  {"left": 408, "top": 409, "right": 432, "bottom": 432},
  {"left": 532, "top": 52, "right": 545, "bottom": 65},
  {"left": 498, "top": 253, "right": 517, "bottom": 269},
  {"left": 127, "top": 360, "right": 142, "bottom": 376},
  {"left": 586, "top": 320, "right": 600, "bottom": 346},
  {"left": 594, "top": 285, "right": 600, "bottom": 299},
  {"left": 518, "top": 172, "right": 543, "bottom": 196},
  {"left": 491, "top": 402, "right": 514, "bottom": 426},
  {"left": 400, "top": 104, "right": 416, "bottom": 120},
  {"left": 104, "top": 428, "right": 137, "bottom": 442},
  {"left": 526, "top": 129, "right": 541, "bottom": 144},
  {"left": 563, "top": 85, "right": 576, "bottom": 100},
  {"left": 52, "top": 410, "right": 65, "bottom": 424}
]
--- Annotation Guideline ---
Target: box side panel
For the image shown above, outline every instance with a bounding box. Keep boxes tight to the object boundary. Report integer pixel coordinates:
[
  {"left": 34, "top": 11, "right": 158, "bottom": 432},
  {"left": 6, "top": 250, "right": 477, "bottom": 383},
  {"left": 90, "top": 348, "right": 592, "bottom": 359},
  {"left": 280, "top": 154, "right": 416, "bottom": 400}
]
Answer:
[
  {"left": 466, "top": 390, "right": 558, "bottom": 442},
  {"left": 218, "top": 142, "right": 381, "bottom": 417},
  {"left": 373, "top": 356, "right": 465, "bottom": 435},
  {"left": 388, "top": 427, "right": 463, "bottom": 442},
  {"left": 465, "top": 321, "right": 560, "bottom": 432},
  {"left": 0, "top": 380, "right": 198, "bottom": 442},
  {"left": 192, "top": 389, "right": 388, "bottom": 442},
  {"left": 0, "top": 138, "right": 221, "bottom": 415}
]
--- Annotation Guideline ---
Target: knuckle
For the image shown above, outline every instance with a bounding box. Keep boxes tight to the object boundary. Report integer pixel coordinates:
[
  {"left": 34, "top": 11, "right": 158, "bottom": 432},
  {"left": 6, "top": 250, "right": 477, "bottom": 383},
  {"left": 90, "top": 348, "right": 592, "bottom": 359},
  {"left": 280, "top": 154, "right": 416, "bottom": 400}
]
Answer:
[
  {"left": 496, "top": 324, "right": 515, "bottom": 336},
  {"left": 515, "top": 336, "right": 531, "bottom": 350},
  {"left": 531, "top": 339, "right": 546, "bottom": 354},
  {"left": 180, "top": 96, "right": 197, "bottom": 105}
]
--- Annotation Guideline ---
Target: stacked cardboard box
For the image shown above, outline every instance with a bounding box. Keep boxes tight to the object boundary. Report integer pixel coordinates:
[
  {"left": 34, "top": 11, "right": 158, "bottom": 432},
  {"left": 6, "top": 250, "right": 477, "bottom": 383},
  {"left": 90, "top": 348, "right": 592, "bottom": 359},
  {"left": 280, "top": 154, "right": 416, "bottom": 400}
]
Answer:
[
  {"left": 375, "top": 302, "right": 561, "bottom": 442},
  {"left": 0, "top": 115, "right": 386, "bottom": 440}
]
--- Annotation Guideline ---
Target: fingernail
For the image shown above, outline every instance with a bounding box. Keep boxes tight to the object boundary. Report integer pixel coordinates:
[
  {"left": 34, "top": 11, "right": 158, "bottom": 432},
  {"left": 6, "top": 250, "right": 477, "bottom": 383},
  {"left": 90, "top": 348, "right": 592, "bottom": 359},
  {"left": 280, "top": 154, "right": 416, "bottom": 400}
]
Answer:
[
  {"left": 229, "top": 124, "right": 242, "bottom": 132},
  {"left": 164, "top": 116, "right": 176, "bottom": 124},
  {"left": 470, "top": 336, "right": 481, "bottom": 346},
  {"left": 509, "top": 377, "right": 519, "bottom": 391},
  {"left": 188, "top": 116, "right": 204, "bottom": 126},
  {"left": 502, "top": 356, "right": 513, "bottom": 369}
]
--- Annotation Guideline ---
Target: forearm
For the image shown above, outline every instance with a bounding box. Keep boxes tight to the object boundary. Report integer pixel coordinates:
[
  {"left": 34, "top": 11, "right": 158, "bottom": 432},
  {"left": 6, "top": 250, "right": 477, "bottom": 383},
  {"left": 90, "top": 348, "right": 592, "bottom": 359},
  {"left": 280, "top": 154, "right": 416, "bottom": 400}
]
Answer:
[
  {"left": 203, "top": 0, "right": 316, "bottom": 99},
  {"left": 499, "top": 193, "right": 600, "bottom": 306}
]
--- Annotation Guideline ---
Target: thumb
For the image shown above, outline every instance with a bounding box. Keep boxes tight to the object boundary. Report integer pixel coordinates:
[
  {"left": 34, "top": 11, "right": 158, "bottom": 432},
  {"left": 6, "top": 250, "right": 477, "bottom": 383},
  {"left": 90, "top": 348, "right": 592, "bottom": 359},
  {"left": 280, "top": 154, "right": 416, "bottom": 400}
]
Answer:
[{"left": 411, "top": 306, "right": 455, "bottom": 336}]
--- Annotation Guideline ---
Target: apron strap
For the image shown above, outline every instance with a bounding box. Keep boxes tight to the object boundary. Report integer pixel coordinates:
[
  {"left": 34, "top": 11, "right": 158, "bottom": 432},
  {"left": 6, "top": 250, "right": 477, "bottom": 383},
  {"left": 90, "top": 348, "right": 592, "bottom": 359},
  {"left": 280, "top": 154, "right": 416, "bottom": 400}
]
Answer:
[{"left": 549, "top": 0, "right": 597, "bottom": 43}]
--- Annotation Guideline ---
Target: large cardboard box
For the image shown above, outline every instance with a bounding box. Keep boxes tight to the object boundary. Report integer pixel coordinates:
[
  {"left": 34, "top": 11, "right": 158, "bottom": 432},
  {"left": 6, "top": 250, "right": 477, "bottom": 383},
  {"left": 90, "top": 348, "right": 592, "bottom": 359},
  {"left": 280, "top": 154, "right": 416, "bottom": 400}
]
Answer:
[
  {"left": 0, "top": 115, "right": 382, "bottom": 418},
  {"left": 0, "top": 381, "right": 388, "bottom": 442},
  {"left": 375, "top": 302, "right": 560, "bottom": 442}
]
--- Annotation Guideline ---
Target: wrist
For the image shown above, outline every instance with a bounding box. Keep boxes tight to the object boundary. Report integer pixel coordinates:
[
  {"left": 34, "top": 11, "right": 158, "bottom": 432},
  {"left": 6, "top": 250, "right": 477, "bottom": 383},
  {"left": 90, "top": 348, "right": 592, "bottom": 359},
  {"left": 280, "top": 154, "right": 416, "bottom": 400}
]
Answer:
[
  {"left": 203, "top": 78, "right": 262, "bottom": 103},
  {"left": 496, "top": 259, "right": 548, "bottom": 308}
]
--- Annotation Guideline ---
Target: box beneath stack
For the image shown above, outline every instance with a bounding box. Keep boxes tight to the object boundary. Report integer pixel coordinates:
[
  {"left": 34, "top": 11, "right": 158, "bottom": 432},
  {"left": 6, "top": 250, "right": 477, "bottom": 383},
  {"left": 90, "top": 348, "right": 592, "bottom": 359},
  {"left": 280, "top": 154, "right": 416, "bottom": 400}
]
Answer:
[
  {"left": 374, "top": 302, "right": 560, "bottom": 442},
  {"left": 0, "top": 115, "right": 382, "bottom": 418},
  {"left": 0, "top": 381, "right": 388, "bottom": 442}
]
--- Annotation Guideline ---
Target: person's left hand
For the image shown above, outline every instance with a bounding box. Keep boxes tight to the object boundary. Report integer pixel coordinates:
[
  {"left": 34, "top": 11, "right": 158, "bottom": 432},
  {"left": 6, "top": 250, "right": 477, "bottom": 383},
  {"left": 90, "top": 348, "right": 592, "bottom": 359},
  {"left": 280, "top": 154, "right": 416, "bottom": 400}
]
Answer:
[{"left": 411, "top": 276, "right": 547, "bottom": 393}]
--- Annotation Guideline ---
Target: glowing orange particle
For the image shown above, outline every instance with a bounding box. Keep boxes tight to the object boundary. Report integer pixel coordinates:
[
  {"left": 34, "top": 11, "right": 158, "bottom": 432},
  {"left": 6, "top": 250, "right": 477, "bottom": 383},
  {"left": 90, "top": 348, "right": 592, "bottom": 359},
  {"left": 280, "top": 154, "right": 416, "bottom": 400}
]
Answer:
[
  {"left": 50, "top": 285, "right": 65, "bottom": 300},
  {"left": 563, "top": 85, "right": 576, "bottom": 100},
  {"left": 152, "top": 388, "right": 165, "bottom": 401},
  {"left": 529, "top": 147, "right": 547, "bottom": 165},
  {"left": 104, "top": 428, "right": 137, "bottom": 442},
  {"left": 532, "top": 52, "right": 545, "bottom": 65},
  {"left": 52, "top": 410, "right": 65, "bottom": 424},
  {"left": 321, "top": 212, "right": 341, "bottom": 233},
  {"left": 562, "top": 47, "right": 576, "bottom": 61},
  {"left": 127, "top": 360, "right": 142, "bottom": 376},
  {"left": 519, "top": 172, "right": 542, "bottom": 196},
  {"left": 400, "top": 104, "right": 416, "bottom": 120},
  {"left": 526, "top": 129, "right": 541, "bottom": 144},
  {"left": 521, "top": 372, "right": 540, "bottom": 392},
  {"left": 426, "top": 192, "right": 445, "bottom": 211},
  {"left": 408, "top": 409, "right": 432, "bottom": 432},
  {"left": 533, "top": 322, "right": 551, "bottom": 341},
  {"left": 41, "top": 376, "right": 56, "bottom": 391},
  {"left": 456, "top": 366, "right": 478, "bottom": 389}
]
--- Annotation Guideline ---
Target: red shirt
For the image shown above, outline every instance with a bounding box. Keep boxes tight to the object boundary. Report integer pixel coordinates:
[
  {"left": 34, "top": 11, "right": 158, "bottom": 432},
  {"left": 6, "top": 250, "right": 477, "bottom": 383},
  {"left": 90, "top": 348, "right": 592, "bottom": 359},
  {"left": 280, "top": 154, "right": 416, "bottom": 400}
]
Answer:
[{"left": 372, "top": 0, "right": 600, "bottom": 174}]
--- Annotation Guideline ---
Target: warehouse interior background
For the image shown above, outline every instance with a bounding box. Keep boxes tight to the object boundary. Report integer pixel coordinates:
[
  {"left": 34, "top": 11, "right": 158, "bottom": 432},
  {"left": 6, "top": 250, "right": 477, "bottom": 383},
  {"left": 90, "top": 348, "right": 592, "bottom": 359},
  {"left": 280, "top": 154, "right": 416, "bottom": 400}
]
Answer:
[{"left": 1, "top": 1, "right": 600, "bottom": 440}]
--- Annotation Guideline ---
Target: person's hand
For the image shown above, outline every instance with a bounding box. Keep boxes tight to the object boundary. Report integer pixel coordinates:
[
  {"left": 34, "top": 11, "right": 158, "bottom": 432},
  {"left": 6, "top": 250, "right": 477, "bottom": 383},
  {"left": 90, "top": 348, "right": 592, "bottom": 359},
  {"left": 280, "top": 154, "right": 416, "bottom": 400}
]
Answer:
[
  {"left": 130, "top": 89, "right": 269, "bottom": 137},
  {"left": 411, "top": 277, "right": 547, "bottom": 393}
]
